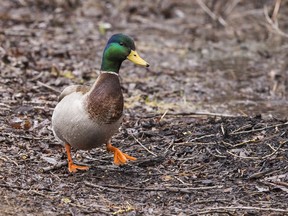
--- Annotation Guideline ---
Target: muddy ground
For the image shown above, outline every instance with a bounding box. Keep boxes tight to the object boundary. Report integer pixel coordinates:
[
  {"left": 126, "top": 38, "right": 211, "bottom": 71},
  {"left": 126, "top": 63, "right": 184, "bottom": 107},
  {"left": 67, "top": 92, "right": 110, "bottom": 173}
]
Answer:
[{"left": 1, "top": 0, "right": 288, "bottom": 215}]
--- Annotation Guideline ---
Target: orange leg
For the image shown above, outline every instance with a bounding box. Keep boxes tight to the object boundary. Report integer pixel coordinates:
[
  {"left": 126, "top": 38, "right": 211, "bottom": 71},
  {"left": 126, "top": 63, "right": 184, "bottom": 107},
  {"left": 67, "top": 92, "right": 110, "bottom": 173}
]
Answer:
[
  {"left": 65, "top": 143, "right": 89, "bottom": 173},
  {"left": 106, "top": 143, "right": 137, "bottom": 165}
]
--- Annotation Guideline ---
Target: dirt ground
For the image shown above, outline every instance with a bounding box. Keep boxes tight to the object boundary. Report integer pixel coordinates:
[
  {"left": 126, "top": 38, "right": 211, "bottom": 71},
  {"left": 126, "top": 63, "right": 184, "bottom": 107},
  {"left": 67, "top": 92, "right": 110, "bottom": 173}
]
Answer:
[{"left": 1, "top": 0, "right": 288, "bottom": 215}]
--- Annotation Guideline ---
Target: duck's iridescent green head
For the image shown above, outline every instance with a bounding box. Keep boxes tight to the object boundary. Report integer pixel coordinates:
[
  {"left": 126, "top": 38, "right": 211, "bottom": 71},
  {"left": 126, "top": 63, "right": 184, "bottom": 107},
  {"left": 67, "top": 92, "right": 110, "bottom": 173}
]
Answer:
[{"left": 101, "top": 34, "right": 149, "bottom": 72}]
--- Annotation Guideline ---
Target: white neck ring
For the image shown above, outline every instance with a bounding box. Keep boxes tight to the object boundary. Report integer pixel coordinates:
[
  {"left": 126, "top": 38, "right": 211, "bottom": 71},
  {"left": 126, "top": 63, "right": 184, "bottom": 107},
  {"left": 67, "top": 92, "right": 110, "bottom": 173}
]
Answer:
[{"left": 101, "top": 71, "right": 119, "bottom": 76}]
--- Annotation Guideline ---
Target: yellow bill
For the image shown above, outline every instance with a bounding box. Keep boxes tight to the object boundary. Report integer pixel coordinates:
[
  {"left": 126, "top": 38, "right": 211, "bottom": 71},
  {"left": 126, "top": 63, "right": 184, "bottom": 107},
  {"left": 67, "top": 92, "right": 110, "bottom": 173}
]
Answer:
[{"left": 127, "top": 50, "right": 149, "bottom": 67}]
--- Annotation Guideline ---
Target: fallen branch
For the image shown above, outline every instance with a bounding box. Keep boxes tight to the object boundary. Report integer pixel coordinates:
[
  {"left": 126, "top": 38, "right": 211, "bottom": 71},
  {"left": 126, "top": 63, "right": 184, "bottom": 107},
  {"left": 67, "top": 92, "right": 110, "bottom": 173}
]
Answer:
[
  {"left": 130, "top": 134, "right": 157, "bottom": 156},
  {"left": 137, "top": 111, "right": 238, "bottom": 119},
  {"left": 40, "top": 161, "right": 67, "bottom": 172},
  {"left": 175, "top": 141, "right": 218, "bottom": 146},
  {"left": 189, "top": 133, "right": 217, "bottom": 142},
  {"left": 224, "top": 0, "right": 241, "bottom": 16},
  {"left": 233, "top": 138, "right": 259, "bottom": 147},
  {"left": 230, "top": 122, "right": 288, "bottom": 135},
  {"left": 0, "top": 102, "right": 11, "bottom": 108},
  {"left": 0, "top": 155, "right": 18, "bottom": 166},
  {"left": 0, "top": 183, "right": 51, "bottom": 192},
  {"left": 261, "top": 180, "right": 288, "bottom": 192},
  {"left": 248, "top": 170, "right": 278, "bottom": 180},
  {"left": 2, "top": 132, "right": 52, "bottom": 140},
  {"left": 264, "top": 3, "right": 288, "bottom": 38},
  {"left": 196, "top": 0, "right": 227, "bottom": 27},
  {"left": 227, "top": 139, "right": 287, "bottom": 160},
  {"left": 196, "top": 206, "right": 288, "bottom": 214},
  {"left": 264, "top": 173, "right": 288, "bottom": 181},
  {"left": 168, "top": 111, "right": 237, "bottom": 117},
  {"left": 84, "top": 181, "right": 118, "bottom": 192},
  {"left": 37, "top": 81, "right": 61, "bottom": 93},
  {"left": 164, "top": 138, "right": 175, "bottom": 154},
  {"left": 206, "top": 147, "right": 226, "bottom": 158},
  {"left": 84, "top": 181, "right": 222, "bottom": 194},
  {"left": 159, "top": 110, "right": 168, "bottom": 122}
]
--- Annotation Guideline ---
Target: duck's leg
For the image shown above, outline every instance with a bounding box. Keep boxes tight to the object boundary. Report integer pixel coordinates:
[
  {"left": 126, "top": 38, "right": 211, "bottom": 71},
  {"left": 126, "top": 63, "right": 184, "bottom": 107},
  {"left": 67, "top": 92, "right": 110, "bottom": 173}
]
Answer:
[
  {"left": 65, "top": 143, "right": 89, "bottom": 173},
  {"left": 106, "top": 142, "right": 137, "bottom": 165}
]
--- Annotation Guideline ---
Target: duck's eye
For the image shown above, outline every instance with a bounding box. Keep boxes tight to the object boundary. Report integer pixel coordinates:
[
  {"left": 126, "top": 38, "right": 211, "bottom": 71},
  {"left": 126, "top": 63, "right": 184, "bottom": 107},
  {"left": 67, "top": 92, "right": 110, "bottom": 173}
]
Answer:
[{"left": 119, "top": 42, "right": 124, "bottom": 46}]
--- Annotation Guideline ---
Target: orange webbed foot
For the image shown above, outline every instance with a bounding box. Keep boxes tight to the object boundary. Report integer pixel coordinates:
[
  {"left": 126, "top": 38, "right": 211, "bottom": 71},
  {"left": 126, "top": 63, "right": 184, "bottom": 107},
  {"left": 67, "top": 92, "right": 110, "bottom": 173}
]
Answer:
[
  {"left": 68, "top": 163, "right": 89, "bottom": 173},
  {"left": 65, "top": 143, "right": 89, "bottom": 173},
  {"left": 106, "top": 143, "right": 137, "bottom": 165},
  {"left": 114, "top": 151, "right": 137, "bottom": 165}
]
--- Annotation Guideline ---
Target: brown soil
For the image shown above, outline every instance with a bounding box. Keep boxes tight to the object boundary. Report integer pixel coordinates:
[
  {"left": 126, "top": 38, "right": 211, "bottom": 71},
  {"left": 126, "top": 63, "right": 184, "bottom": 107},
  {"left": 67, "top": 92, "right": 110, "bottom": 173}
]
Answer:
[{"left": 1, "top": 1, "right": 288, "bottom": 215}]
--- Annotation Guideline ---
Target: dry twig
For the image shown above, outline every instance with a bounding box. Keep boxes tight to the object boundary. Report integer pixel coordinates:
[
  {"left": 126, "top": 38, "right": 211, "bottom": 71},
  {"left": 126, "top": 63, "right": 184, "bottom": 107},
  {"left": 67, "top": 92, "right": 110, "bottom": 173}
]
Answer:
[
  {"left": 84, "top": 181, "right": 222, "bottom": 194},
  {"left": 189, "top": 133, "right": 217, "bottom": 142},
  {"left": 164, "top": 138, "right": 175, "bottom": 154},
  {"left": 272, "top": 0, "right": 282, "bottom": 23},
  {"left": 248, "top": 170, "right": 278, "bottom": 180},
  {"left": 41, "top": 161, "right": 68, "bottom": 172},
  {"left": 196, "top": 0, "right": 227, "bottom": 27},
  {"left": 264, "top": 2, "right": 288, "bottom": 38},
  {"left": 37, "top": 81, "right": 61, "bottom": 93},
  {"left": 227, "top": 139, "right": 287, "bottom": 160},
  {"left": 196, "top": 206, "right": 288, "bottom": 214},
  {"left": 230, "top": 122, "right": 288, "bottom": 135},
  {"left": 130, "top": 134, "right": 157, "bottom": 156},
  {"left": 137, "top": 111, "right": 237, "bottom": 119}
]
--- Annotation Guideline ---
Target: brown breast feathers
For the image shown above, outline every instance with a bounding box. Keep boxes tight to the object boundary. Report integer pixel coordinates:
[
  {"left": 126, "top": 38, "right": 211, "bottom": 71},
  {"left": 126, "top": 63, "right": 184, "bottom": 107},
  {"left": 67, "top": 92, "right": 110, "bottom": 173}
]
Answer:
[{"left": 86, "top": 74, "right": 123, "bottom": 124}]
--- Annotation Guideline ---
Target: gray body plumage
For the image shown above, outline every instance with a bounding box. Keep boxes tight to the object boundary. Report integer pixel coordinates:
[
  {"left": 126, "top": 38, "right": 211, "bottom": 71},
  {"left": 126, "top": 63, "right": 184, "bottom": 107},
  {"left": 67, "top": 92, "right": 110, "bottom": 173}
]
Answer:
[{"left": 52, "top": 85, "right": 122, "bottom": 150}]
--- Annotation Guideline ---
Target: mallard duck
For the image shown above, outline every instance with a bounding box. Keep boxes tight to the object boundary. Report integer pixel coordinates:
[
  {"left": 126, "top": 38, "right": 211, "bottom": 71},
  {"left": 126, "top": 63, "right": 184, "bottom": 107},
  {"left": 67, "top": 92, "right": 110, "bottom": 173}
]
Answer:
[{"left": 52, "top": 34, "right": 149, "bottom": 172}]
